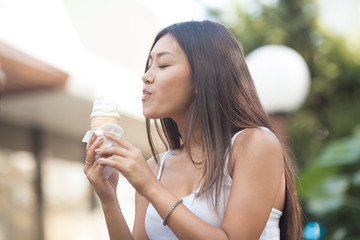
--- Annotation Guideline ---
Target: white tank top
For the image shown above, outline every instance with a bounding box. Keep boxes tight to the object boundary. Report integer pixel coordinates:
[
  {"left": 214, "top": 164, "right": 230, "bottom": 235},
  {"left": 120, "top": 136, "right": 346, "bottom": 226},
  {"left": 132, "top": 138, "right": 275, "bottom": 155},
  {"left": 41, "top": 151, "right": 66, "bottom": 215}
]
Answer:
[{"left": 145, "top": 129, "right": 282, "bottom": 240}]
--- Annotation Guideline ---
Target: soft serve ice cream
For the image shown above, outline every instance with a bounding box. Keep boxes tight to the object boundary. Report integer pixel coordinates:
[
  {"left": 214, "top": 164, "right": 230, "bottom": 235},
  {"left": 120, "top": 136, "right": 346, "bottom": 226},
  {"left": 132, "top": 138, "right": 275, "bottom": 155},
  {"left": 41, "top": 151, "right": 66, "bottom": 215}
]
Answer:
[{"left": 90, "top": 96, "right": 120, "bottom": 131}]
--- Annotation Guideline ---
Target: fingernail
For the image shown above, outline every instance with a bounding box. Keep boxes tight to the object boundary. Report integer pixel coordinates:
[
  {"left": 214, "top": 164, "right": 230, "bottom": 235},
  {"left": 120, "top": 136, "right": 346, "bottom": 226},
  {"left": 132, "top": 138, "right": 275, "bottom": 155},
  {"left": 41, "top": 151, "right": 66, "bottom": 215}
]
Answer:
[
  {"left": 95, "top": 149, "right": 102, "bottom": 153},
  {"left": 97, "top": 158, "right": 104, "bottom": 164},
  {"left": 98, "top": 136, "right": 104, "bottom": 141}
]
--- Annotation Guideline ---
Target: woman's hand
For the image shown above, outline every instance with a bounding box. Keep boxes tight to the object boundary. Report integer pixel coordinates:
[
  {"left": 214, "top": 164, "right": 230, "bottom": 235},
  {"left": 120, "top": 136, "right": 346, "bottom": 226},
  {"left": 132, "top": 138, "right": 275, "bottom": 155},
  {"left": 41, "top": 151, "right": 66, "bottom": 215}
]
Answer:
[
  {"left": 84, "top": 134, "right": 119, "bottom": 203},
  {"left": 95, "top": 132, "right": 159, "bottom": 198}
]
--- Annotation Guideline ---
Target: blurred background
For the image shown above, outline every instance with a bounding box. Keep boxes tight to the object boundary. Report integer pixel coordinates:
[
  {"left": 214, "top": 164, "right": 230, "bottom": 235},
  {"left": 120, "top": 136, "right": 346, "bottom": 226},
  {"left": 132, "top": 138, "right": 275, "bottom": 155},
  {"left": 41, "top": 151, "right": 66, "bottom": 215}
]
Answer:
[{"left": 0, "top": 0, "right": 359, "bottom": 239}]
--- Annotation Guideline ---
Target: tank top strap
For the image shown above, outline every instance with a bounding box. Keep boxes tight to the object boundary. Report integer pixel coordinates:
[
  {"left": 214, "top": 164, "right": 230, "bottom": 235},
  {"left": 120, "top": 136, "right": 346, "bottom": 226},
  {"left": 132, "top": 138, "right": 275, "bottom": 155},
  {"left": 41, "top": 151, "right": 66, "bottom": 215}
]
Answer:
[
  {"left": 225, "top": 129, "right": 246, "bottom": 170},
  {"left": 230, "top": 129, "right": 246, "bottom": 145},
  {"left": 157, "top": 149, "right": 175, "bottom": 180}
]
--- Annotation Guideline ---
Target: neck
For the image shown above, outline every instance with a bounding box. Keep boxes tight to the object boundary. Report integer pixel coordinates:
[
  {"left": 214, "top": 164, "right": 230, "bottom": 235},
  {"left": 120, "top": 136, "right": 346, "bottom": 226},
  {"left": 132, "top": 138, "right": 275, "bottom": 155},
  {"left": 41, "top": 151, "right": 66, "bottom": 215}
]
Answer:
[{"left": 174, "top": 117, "right": 203, "bottom": 161}]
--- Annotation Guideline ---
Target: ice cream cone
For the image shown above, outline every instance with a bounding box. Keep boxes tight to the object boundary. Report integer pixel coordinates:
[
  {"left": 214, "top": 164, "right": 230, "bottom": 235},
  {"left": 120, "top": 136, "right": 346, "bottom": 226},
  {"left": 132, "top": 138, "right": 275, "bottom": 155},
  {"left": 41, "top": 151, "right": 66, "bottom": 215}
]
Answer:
[
  {"left": 88, "top": 97, "right": 122, "bottom": 179},
  {"left": 91, "top": 115, "right": 120, "bottom": 130}
]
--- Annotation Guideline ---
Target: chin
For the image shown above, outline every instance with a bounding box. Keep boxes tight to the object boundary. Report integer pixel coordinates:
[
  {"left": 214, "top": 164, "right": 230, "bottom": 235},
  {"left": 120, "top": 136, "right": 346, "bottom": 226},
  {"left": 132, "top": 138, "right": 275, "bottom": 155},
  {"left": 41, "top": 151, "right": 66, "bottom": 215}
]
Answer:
[
  {"left": 143, "top": 111, "right": 157, "bottom": 119},
  {"left": 143, "top": 111, "right": 166, "bottom": 120}
]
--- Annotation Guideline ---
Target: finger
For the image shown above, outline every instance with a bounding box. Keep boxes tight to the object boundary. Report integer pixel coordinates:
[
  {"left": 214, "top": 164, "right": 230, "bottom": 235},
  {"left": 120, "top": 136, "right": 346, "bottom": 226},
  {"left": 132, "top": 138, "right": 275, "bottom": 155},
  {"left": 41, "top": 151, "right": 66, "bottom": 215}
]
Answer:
[
  {"left": 84, "top": 159, "right": 105, "bottom": 181},
  {"left": 98, "top": 155, "right": 126, "bottom": 172},
  {"left": 104, "top": 132, "right": 134, "bottom": 150},
  {"left": 86, "top": 133, "right": 97, "bottom": 150},
  {"left": 94, "top": 159, "right": 105, "bottom": 173},
  {"left": 87, "top": 157, "right": 100, "bottom": 169},
  {"left": 84, "top": 154, "right": 104, "bottom": 177},
  {"left": 85, "top": 136, "right": 104, "bottom": 165},
  {"left": 95, "top": 145, "right": 128, "bottom": 157}
]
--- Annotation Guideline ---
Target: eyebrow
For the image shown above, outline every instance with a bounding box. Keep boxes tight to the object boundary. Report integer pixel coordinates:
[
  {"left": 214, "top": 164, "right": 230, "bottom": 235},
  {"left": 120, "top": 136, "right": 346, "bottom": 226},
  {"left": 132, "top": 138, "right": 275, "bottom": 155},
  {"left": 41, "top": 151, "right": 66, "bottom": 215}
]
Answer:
[{"left": 148, "top": 51, "right": 174, "bottom": 60}]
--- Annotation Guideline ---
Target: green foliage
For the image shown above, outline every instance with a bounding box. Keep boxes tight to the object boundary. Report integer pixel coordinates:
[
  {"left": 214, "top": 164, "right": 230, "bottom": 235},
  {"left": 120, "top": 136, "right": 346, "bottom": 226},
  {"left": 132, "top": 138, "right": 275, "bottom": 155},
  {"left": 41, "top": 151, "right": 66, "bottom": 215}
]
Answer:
[
  {"left": 300, "top": 126, "right": 360, "bottom": 238},
  {"left": 209, "top": 0, "right": 360, "bottom": 238}
]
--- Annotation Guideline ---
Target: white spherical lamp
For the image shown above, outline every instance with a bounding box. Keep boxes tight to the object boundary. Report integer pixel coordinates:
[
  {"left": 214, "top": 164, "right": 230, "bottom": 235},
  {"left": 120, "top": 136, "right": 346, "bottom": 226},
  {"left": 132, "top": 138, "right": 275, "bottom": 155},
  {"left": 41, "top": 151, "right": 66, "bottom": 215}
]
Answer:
[{"left": 246, "top": 44, "right": 311, "bottom": 114}]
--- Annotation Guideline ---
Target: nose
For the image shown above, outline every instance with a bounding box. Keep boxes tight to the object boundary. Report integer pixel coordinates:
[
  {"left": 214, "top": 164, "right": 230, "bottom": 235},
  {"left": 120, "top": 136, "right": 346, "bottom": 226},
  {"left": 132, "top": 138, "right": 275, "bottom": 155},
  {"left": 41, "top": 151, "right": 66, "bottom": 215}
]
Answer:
[{"left": 142, "top": 71, "right": 154, "bottom": 84}]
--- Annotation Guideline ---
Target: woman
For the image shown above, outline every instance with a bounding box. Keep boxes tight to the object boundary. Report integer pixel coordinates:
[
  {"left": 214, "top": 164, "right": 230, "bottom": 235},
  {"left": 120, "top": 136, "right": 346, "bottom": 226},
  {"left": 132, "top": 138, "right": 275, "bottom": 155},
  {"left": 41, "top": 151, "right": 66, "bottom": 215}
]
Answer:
[{"left": 84, "top": 20, "right": 302, "bottom": 239}]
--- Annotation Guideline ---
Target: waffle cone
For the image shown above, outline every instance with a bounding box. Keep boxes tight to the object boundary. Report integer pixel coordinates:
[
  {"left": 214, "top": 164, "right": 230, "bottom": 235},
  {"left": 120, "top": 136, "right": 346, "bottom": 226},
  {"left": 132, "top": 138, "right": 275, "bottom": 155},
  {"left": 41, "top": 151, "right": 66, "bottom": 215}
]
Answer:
[{"left": 91, "top": 116, "right": 120, "bottom": 130}]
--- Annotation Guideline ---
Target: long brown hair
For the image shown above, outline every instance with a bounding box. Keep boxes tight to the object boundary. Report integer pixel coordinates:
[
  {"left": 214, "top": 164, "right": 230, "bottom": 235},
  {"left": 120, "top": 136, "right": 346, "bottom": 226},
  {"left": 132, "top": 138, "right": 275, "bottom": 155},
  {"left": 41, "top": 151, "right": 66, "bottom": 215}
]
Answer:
[{"left": 145, "top": 20, "right": 302, "bottom": 239}]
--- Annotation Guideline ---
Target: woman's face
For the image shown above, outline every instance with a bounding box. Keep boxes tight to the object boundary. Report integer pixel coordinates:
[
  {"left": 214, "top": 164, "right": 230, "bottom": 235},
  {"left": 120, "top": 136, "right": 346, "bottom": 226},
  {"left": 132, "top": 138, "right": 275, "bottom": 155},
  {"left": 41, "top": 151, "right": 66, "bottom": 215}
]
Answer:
[{"left": 142, "top": 34, "right": 195, "bottom": 121}]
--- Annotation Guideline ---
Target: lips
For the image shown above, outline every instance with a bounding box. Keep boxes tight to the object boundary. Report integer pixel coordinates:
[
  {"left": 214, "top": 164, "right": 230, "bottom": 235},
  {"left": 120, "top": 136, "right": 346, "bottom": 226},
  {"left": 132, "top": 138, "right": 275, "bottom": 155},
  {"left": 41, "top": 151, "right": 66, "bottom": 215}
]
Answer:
[{"left": 142, "top": 89, "right": 152, "bottom": 100}]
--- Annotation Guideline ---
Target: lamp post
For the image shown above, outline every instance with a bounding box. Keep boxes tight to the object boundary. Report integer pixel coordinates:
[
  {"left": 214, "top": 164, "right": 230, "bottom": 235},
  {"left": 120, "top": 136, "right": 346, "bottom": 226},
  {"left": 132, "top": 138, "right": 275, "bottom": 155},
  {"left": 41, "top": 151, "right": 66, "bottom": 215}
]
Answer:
[{"left": 246, "top": 45, "right": 311, "bottom": 146}]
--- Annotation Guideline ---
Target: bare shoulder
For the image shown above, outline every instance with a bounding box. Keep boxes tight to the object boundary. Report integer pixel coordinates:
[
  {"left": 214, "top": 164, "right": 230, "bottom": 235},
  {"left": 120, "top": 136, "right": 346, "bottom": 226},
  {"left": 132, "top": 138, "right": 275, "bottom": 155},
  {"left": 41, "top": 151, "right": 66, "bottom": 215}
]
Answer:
[
  {"left": 235, "top": 127, "right": 281, "bottom": 147},
  {"left": 231, "top": 127, "right": 283, "bottom": 172}
]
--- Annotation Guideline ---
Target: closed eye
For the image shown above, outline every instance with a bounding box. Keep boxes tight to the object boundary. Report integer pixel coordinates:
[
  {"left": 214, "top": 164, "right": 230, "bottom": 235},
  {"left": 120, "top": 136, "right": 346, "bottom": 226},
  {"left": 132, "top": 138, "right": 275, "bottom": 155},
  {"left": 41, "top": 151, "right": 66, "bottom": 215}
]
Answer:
[{"left": 159, "top": 65, "right": 169, "bottom": 69}]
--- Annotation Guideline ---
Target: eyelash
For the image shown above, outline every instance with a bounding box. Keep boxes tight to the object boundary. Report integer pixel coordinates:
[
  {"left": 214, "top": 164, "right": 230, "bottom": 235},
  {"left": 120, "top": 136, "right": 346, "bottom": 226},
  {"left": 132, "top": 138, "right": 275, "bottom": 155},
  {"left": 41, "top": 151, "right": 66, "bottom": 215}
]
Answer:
[{"left": 145, "top": 64, "right": 169, "bottom": 72}]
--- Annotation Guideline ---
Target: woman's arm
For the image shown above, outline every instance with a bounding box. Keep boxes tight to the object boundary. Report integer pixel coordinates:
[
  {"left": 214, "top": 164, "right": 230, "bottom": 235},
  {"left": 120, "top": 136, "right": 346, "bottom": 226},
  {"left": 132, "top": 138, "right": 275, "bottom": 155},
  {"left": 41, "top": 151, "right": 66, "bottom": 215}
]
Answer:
[
  {"left": 132, "top": 157, "right": 161, "bottom": 240},
  {"left": 222, "top": 128, "right": 285, "bottom": 239},
  {"left": 84, "top": 134, "right": 133, "bottom": 240},
  {"left": 101, "top": 197, "right": 133, "bottom": 240}
]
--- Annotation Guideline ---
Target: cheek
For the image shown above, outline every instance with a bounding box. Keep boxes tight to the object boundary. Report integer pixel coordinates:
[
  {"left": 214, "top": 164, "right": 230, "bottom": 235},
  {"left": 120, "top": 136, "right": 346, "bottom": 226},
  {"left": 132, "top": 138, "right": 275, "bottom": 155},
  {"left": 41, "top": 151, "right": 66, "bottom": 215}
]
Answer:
[{"left": 167, "top": 80, "right": 195, "bottom": 108}]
